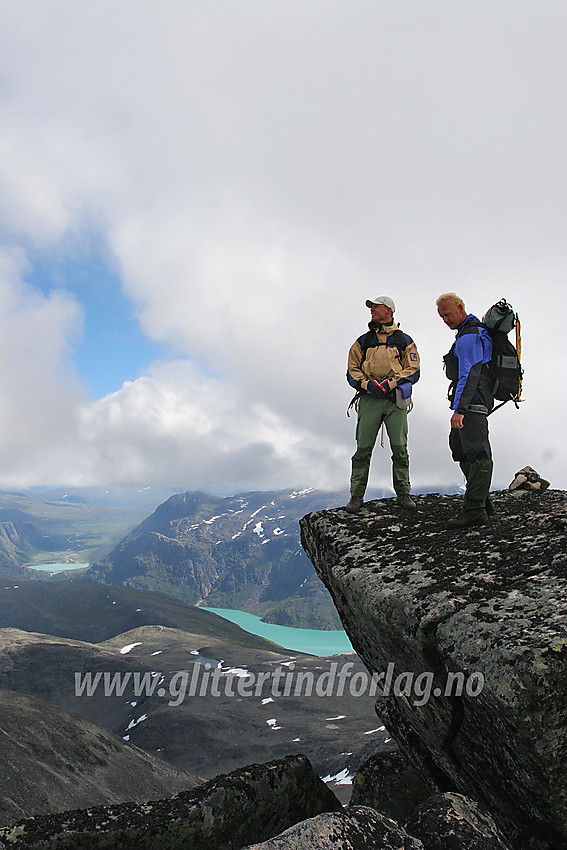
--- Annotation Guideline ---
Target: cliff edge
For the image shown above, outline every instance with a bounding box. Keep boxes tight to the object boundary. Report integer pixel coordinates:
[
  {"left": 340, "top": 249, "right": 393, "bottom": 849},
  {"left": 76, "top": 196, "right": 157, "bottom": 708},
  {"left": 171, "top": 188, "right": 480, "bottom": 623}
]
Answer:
[{"left": 300, "top": 489, "right": 567, "bottom": 849}]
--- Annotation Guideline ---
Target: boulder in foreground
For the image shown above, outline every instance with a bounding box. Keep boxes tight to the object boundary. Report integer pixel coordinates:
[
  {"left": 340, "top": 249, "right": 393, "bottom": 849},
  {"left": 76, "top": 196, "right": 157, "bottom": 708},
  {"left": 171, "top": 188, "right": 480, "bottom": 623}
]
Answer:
[
  {"left": 244, "top": 805, "right": 424, "bottom": 849},
  {"left": 349, "top": 750, "right": 432, "bottom": 826},
  {"left": 300, "top": 489, "right": 567, "bottom": 849},
  {"left": 0, "top": 754, "right": 341, "bottom": 850},
  {"left": 406, "top": 792, "right": 513, "bottom": 850}
]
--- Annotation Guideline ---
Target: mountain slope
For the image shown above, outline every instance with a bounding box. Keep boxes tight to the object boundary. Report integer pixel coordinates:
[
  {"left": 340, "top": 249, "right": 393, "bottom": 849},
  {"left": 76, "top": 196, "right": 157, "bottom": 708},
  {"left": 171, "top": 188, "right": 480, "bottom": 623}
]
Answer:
[
  {"left": 88, "top": 488, "right": 352, "bottom": 628},
  {"left": 0, "top": 521, "right": 38, "bottom": 578},
  {"left": 0, "top": 625, "right": 384, "bottom": 804},
  {"left": 0, "top": 690, "right": 198, "bottom": 826},
  {"left": 0, "top": 578, "right": 388, "bottom": 804},
  {"left": 0, "top": 576, "right": 283, "bottom": 649}
]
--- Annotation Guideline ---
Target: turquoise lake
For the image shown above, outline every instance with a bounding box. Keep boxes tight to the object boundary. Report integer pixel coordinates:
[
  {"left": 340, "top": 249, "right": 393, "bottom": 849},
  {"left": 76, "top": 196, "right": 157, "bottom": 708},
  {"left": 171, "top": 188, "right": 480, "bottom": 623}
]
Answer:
[
  {"left": 202, "top": 606, "right": 354, "bottom": 657},
  {"left": 22, "top": 573, "right": 353, "bottom": 657},
  {"left": 27, "top": 563, "right": 89, "bottom": 572}
]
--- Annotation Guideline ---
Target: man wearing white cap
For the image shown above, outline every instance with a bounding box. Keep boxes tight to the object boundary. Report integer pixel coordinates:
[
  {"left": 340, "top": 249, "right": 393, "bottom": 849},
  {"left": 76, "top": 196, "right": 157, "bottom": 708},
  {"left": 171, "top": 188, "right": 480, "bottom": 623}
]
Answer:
[{"left": 345, "top": 296, "right": 420, "bottom": 513}]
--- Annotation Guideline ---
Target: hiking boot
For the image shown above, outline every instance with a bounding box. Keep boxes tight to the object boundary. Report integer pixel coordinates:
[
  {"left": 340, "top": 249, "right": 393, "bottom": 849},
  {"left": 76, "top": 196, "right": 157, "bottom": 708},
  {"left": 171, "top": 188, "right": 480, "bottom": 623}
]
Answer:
[
  {"left": 446, "top": 512, "right": 488, "bottom": 530},
  {"left": 345, "top": 496, "right": 363, "bottom": 514},
  {"left": 485, "top": 498, "right": 495, "bottom": 517},
  {"left": 397, "top": 494, "right": 417, "bottom": 510}
]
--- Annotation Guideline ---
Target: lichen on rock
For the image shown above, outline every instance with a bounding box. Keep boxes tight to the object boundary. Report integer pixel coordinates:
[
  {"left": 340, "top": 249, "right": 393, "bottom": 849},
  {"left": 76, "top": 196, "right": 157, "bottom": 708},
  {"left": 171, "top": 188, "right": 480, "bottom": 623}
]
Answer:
[
  {"left": 300, "top": 489, "right": 567, "bottom": 849},
  {"left": 0, "top": 754, "right": 341, "bottom": 850}
]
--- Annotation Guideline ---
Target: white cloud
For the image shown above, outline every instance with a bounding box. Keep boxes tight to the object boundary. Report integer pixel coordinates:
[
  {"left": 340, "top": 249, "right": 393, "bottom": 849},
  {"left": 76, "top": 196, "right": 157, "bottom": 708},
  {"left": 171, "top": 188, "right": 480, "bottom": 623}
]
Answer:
[
  {"left": 76, "top": 359, "right": 348, "bottom": 490},
  {"left": 0, "top": 1, "right": 564, "bottom": 491},
  {"left": 0, "top": 249, "right": 86, "bottom": 483}
]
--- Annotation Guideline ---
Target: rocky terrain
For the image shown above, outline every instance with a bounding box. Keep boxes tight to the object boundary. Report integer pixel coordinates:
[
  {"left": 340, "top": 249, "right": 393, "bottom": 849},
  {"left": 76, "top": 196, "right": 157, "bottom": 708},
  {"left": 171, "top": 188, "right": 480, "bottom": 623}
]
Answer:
[
  {"left": 0, "top": 576, "right": 384, "bottom": 820},
  {"left": 0, "top": 755, "right": 341, "bottom": 849},
  {"left": 0, "top": 490, "right": 567, "bottom": 850},
  {"left": 0, "top": 520, "right": 38, "bottom": 577},
  {"left": 0, "top": 751, "right": 517, "bottom": 849},
  {"left": 3, "top": 485, "right": 564, "bottom": 848},
  {"left": 0, "top": 576, "right": 289, "bottom": 644},
  {"left": 300, "top": 488, "right": 567, "bottom": 849},
  {"left": 0, "top": 485, "right": 438, "bottom": 629}
]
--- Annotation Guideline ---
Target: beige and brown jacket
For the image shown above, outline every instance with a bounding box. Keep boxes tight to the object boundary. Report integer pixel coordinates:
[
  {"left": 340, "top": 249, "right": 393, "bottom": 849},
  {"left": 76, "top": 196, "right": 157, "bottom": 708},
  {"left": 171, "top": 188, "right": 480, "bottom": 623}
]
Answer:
[{"left": 346, "top": 321, "right": 420, "bottom": 394}]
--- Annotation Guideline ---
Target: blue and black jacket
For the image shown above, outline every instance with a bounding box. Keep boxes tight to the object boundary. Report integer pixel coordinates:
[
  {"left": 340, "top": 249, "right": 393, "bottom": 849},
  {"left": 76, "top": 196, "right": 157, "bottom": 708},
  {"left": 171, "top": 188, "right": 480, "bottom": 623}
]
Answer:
[{"left": 444, "top": 315, "right": 493, "bottom": 414}]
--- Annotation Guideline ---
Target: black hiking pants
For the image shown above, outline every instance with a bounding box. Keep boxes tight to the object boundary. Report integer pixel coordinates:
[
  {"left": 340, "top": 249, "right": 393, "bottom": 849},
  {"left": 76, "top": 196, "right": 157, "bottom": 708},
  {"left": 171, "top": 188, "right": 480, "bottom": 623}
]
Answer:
[
  {"left": 449, "top": 411, "right": 492, "bottom": 463},
  {"left": 449, "top": 411, "right": 493, "bottom": 518}
]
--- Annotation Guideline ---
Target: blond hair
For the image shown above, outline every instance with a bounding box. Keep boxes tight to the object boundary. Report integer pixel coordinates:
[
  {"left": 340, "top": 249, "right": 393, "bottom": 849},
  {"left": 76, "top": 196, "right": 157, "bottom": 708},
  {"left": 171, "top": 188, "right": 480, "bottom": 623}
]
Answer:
[{"left": 436, "top": 292, "right": 465, "bottom": 310}]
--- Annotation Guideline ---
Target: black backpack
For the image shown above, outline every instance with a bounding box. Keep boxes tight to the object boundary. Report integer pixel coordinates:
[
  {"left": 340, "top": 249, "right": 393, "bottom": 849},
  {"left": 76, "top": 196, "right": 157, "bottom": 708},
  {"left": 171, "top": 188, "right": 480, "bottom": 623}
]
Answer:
[{"left": 481, "top": 299, "right": 523, "bottom": 413}]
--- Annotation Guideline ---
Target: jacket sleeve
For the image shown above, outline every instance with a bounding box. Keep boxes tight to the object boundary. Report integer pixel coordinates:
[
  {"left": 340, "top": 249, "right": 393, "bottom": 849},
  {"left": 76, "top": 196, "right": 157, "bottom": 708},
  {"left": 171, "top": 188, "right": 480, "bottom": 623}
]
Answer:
[
  {"left": 393, "top": 338, "right": 420, "bottom": 388},
  {"left": 453, "top": 334, "right": 486, "bottom": 412},
  {"left": 347, "top": 338, "right": 369, "bottom": 392}
]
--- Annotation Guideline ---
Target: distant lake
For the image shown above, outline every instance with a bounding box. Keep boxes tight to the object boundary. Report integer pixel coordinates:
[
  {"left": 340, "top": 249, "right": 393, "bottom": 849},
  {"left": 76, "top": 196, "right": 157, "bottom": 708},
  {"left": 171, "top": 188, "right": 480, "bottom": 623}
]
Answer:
[
  {"left": 202, "top": 607, "right": 354, "bottom": 657},
  {"left": 27, "top": 563, "right": 89, "bottom": 573}
]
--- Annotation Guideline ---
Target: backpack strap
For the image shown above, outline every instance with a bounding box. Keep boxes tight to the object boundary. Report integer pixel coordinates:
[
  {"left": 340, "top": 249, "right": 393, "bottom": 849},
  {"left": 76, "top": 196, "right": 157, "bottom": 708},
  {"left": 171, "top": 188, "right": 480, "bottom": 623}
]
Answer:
[
  {"left": 358, "top": 329, "right": 376, "bottom": 369},
  {"left": 488, "top": 399, "right": 512, "bottom": 416},
  {"left": 360, "top": 327, "right": 407, "bottom": 360}
]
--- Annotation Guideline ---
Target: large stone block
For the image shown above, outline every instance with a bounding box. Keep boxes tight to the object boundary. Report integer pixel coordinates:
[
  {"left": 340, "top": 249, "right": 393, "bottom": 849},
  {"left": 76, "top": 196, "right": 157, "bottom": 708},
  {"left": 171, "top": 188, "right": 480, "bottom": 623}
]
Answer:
[
  {"left": 350, "top": 750, "right": 432, "bottom": 825},
  {"left": 0, "top": 754, "right": 341, "bottom": 850},
  {"left": 300, "top": 490, "right": 567, "bottom": 849},
  {"left": 406, "top": 792, "right": 513, "bottom": 850},
  {"left": 244, "top": 805, "right": 424, "bottom": 849}
]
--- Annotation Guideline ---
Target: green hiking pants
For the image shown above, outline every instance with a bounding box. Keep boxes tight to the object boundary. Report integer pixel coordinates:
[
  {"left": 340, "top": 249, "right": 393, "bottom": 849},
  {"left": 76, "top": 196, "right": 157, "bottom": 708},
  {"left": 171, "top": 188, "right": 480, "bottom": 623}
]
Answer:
[
  {"left": 350, "top": 393, "right": 411, "bottom": 499},
  {"left": 459, "top": 459, "right": 494, "bottom": 518}
]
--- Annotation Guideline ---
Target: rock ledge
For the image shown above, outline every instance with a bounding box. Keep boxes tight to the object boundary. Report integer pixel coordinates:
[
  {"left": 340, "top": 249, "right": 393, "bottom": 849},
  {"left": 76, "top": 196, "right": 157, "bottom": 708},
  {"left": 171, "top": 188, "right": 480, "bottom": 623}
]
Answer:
[{"left": 300, "top": 489, "right": 567, "bottom": 849}]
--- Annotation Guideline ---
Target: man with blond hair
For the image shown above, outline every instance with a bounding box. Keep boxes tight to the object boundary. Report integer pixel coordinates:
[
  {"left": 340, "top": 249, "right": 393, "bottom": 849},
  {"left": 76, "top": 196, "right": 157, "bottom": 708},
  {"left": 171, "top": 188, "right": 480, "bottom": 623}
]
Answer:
[
  {"left": 345, "top": 296, "right": 420, "bottom": 513},
  {"left": 437, "top": 292, "right": 494, "bottom": 528}
]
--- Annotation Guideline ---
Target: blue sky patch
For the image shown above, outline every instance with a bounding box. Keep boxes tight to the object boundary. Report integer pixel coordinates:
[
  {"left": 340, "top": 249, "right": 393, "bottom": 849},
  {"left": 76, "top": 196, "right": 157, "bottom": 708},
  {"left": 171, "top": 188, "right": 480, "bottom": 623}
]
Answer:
[{"left": 27, "top": 243, "right": 164, "bottom": 400}]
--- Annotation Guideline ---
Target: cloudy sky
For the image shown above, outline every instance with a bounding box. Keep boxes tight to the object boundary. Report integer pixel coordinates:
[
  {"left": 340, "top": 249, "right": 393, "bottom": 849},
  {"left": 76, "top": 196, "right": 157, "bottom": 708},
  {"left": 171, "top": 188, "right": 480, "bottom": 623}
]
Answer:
[{"left": 0, "top": 0, "right": 565, "bottom": 495}]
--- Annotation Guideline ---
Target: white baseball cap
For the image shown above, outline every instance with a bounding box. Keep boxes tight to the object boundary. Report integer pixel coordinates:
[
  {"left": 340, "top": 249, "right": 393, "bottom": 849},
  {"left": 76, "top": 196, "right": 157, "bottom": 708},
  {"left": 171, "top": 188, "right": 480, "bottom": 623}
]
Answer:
[{"left": 366, "top": 296, "right": 395, "bottom": 312}]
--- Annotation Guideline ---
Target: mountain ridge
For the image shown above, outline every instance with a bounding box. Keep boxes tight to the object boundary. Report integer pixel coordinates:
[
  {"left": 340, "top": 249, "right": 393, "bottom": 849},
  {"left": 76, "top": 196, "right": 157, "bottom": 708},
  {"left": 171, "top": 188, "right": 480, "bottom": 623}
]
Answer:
[{"left": 88, "top": 488, "right": 351, "bottom": 628}]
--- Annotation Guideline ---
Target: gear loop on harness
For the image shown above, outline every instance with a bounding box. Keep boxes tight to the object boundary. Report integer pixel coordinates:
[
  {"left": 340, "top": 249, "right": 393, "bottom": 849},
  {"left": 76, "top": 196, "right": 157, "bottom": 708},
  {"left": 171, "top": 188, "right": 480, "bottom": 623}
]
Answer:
[{"left": 346, "top": 391, "right": 361, "bottom": 417}]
